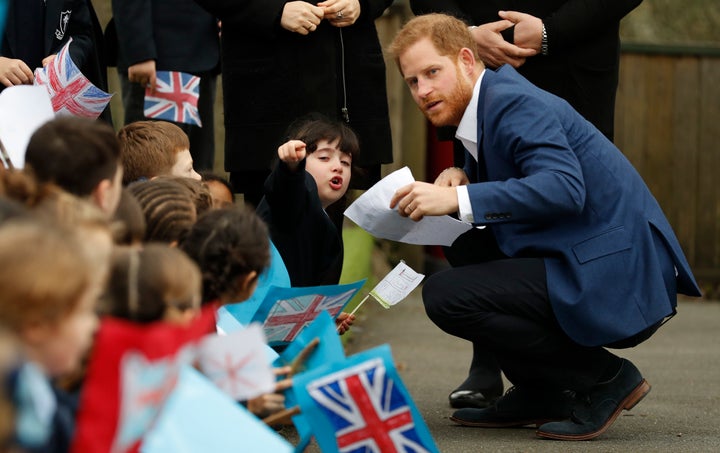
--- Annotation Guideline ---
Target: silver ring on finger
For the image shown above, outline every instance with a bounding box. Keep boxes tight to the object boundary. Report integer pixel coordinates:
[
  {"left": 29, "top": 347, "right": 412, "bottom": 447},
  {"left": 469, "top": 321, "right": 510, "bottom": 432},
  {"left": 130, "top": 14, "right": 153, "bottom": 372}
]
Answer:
[{"left": 336, "top": 10, "right": 344, "bottom": 19}]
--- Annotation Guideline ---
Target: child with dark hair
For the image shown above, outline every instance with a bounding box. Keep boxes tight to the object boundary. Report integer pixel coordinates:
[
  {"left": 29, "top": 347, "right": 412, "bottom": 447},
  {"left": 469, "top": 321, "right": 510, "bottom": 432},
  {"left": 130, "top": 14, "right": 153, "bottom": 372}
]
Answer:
[
  {"left": 256, "top": 114, "right": 359, "bottom": 289},
  {"left": 200, "top": 171, "right": 235, "bottom": 209},
  {"left": 181, "top": 206, "right": 270, "bottom": 306},
  {"left": 24, "top": 117, "right": 123, "bottom": 215},
  {"left": 127, "top": 178, "right": 197, "bottom": 245},
  {"left": 101, "top": 244, "right": 202, "bottom": 325},
  {"left": 180, "top": 206, "right": 291, "bottom": 417},
  {"left": 118, "top": 120, "right": 201, "bottom": 184}
]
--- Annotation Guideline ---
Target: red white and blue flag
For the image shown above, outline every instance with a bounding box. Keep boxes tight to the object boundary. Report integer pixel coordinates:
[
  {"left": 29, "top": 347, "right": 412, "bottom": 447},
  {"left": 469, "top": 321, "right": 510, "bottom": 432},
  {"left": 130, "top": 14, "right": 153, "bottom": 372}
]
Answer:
[
  {"left": 296, "top": 348, "right": 437, "bottom": 453},
  {"left": 143, "top": 71, "right": 202, "bottom": 127},
  {"left": 34, "top": 38, "right": 112, "bottom": 119},
  {"left": 245, "top": 280, "right": 364, "bottom": 347}
]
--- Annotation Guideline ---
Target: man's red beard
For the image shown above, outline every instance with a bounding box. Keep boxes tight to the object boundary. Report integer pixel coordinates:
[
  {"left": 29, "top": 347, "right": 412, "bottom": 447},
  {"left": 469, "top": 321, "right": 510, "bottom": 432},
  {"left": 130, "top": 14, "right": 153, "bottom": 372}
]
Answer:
[{"left": 423, "top": 74, "right": 474, "bottom": 128}]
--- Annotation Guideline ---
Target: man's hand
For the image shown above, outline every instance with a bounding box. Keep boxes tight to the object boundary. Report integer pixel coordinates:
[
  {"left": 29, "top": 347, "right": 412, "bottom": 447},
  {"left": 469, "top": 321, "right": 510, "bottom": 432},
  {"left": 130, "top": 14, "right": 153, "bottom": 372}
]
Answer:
[
  {"left": 128, "top": 59, "right": 157, "bottom": 91},
  {"left": 318, "top": 0, "right": 360, "bottom": 27},
  {"left": 498, "top": 11, "right": 543, "bottom": 53},
  {"left": 281, "top": 1, "right": 324, "bottom": 35},
  {"left": 390, "top": 181, "right": 459, "bottom": 221},
  {"left": 0, "top": 57, "right": 33, "bottom": 87},
  {"left": 470, "top": 20, "right": 536, "bottom": 68},
  {"left": 434, "top": 167, "right": 469, "bottom": 187},
  {"left": 277, "top": 140, "right": 307, "bottom": 171}
]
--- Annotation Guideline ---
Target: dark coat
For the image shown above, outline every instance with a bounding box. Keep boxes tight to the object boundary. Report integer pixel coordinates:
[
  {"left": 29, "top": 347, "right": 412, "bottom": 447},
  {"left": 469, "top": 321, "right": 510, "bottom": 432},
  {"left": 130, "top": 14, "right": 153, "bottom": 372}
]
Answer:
[
  {"left": 410, "top": 0, "right": 643, "bottom": 140},
  {"left": 1, "top": 0, "right": 111, "bottom": 122},
  {"left": 256, "top": 159, "right": 344, "bottom": 288},
  {"left": 193, "top": 0, "right": 393, "bottom": 173},
  {"left": 110, "top": 0, "right": 220, "bottom": 75}
]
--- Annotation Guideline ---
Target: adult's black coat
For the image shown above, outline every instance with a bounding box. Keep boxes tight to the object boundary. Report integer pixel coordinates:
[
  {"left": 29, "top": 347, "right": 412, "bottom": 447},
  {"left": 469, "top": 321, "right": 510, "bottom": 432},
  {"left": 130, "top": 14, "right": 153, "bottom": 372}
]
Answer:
[
  {"left": 410, "top": 0, "right": 643, "bottom": 140},
  {"left": 193, "top": 0, "right": 394, "bottom": 175}
]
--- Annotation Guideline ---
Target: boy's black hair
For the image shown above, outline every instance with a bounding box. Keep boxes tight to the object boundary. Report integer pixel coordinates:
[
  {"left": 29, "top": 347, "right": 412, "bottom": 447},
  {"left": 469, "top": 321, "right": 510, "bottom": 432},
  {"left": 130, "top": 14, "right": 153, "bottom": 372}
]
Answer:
[{"left": 24, "top": 117, "right": 120, "bottom": 197}]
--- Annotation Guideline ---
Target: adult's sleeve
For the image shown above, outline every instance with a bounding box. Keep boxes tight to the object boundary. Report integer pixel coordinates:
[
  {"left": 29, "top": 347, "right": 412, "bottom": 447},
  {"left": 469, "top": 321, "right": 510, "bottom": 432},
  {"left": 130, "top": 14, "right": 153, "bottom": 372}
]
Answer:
[
  {"left": 112, "top": 0, "right": 156, "bottom": 65},
  {"left": 64, "top": 0, "right": 95, "bottom": 69},
  {"left": 543, "top": 0, "right": 643, "bottom": 52},
  {"left": 193, "top": 0, "right": 288, "bottom": 35}
]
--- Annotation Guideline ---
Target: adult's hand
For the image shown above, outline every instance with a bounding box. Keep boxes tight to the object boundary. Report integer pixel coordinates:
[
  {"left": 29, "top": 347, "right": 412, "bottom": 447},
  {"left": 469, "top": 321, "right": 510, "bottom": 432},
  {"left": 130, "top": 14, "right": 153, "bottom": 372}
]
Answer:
[
  {"left": 128, "top": 59, "right": 157, "bottom": 91},
  {"left": 470, "top": 20, "right": 536, "bottom": 68},
  {"left": 0, "top": 57, "right": 33, "bottom": 87},
  {"left": 434, "top": 167, "right": 469, "bottom": 187},
  {"left": 390, "top": 181, "right": 459, "bottom": 221},
  {"left": 281, "top": 1, "right": 324, "bottom": 35},
  {"left": 318, "top": 0, "right": 361, "bottom": 27},
  {"left": 498, "top": 10, "right": 543, "bottom": 53}
]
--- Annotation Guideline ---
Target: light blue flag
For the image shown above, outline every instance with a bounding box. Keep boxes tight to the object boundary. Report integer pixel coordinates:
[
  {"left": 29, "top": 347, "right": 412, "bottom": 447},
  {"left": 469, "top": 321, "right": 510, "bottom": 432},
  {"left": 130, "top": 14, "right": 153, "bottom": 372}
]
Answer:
[
  {"left": 252, "top": 279, "right": 366, "bottom": 347},
  {"left": 292, "top": 345, "right": 440, "bottom": 453},
  {"left": 221, "top": 240, "right": 290, "bottom": 328},
  {"left": 141, "top": 365, "right": 292, "bottom": 453},
  {"left": 273, "top": 311, "right": 346, "bottom": 449}
]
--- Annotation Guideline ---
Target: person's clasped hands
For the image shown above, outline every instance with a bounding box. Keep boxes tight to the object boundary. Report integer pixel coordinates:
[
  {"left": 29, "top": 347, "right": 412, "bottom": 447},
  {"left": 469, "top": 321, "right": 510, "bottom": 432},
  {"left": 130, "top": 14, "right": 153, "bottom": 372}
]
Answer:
[{"left": 281, "top": 0, "right": 361, "bottom": 35}]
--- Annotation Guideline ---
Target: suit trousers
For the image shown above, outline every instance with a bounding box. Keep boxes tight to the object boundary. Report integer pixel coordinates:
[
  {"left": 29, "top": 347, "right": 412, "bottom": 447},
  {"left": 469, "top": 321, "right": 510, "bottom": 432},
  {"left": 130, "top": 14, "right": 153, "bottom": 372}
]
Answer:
[{"left": 428, "top": 231, "right": 621, "bottom": 392}]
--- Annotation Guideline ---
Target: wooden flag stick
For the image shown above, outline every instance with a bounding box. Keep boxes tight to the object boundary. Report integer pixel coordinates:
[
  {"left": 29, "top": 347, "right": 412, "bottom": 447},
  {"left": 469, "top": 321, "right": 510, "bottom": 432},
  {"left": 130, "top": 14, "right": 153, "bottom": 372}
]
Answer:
[
  {"left": 262, "top": 405, "right": 301, "bottom": 426},
  {"left": 348, "top": 294, "right": 371, "bottom": 317},
  {"left": 288, "top": 337, "right": 320, "bottom": 377},
  {"left": 0, "top": 137, "right": 14, "bottom": 170}
]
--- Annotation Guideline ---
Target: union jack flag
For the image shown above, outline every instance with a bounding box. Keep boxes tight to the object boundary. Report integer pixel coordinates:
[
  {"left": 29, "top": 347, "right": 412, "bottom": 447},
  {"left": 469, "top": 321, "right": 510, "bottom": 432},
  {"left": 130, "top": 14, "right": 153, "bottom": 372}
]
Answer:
[
  {"left": 144, "top": 71, "right": 202, "bottom": 127},
  {"left": 197, "top": 324, "right": 276, "bottom": 401},
  {"left": 112, "top": 352, "right": 185, "bottom": 453},
  {"left": 306, "top": 356, "right": 436, "bottom": 453},
  {"left": 34, "top": 38, "right": 112, "bottom": 119},
  {"left": 261, "top": 288, "right": 356, "bottom": 345}
]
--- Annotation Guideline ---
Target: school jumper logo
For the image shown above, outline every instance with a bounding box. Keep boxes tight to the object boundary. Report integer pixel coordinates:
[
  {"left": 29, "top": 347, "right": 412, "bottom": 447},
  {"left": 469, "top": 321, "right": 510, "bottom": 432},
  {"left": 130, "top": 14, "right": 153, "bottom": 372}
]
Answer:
[{"left": 55, "top": 10, "right": 72, "bottom": 40}]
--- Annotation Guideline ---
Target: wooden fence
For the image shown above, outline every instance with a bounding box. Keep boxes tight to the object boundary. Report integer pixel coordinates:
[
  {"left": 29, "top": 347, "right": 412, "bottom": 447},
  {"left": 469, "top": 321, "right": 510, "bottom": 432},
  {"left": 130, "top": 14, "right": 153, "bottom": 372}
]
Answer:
[{"left": 615, "top": 45, "right": 720, "bottom": 294}]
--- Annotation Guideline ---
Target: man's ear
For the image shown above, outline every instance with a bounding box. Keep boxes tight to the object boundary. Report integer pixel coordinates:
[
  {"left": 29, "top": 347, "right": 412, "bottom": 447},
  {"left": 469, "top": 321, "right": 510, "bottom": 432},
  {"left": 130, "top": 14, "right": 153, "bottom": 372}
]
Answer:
[
  {"left": 458, "top": 47, "right": 476, "bottom": 75},
  {"left": 91, "top": 178, "right": 113, "bottom": 212}
]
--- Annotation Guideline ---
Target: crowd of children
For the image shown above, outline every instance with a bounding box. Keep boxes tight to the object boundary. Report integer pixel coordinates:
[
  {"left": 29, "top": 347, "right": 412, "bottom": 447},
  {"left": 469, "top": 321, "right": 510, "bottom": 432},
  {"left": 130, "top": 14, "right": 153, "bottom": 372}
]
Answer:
[{"left": 0, "top": 112, "right": 360, "bottom": 451}]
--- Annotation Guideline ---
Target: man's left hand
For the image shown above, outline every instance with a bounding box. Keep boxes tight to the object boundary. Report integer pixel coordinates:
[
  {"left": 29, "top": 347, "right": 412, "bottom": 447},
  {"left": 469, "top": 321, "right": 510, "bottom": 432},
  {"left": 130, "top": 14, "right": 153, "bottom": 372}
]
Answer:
[{"left": 390, "top": 181, "right": 459, "bottom": 221}]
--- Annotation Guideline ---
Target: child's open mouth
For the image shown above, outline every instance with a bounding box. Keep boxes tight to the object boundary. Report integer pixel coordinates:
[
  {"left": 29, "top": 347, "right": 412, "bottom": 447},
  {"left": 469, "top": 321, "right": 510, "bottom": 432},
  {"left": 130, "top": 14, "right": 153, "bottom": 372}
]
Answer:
[{"left": 330, "top": 177, "right": 343, "bottom": 190}]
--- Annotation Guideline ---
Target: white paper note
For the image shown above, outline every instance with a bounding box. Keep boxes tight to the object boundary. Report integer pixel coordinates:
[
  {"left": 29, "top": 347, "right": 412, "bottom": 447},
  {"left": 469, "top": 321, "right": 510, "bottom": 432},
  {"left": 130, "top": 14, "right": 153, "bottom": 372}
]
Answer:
[{"left": 344, "top": 167, "right": 472, "bottom": 246}]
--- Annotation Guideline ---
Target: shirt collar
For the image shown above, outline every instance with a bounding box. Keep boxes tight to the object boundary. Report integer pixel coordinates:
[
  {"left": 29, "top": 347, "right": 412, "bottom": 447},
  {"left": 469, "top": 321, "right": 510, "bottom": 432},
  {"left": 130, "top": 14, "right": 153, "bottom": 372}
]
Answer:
[{"left": 455, "top": 70, "right": 485, "bottom": 161}]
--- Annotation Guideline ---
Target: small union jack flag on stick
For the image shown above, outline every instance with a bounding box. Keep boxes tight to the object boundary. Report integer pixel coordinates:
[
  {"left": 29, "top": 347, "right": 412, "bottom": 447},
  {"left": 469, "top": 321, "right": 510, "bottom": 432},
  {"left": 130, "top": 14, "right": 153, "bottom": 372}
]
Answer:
[
  {"left": 34, "top": 38, "right": 113, "bottom": 119},
  {"left": 294, "top": 345, "right": 439, "bottom": 453},
  {"left": 144, "top": 71, "right": 202, "bottom": 127}
]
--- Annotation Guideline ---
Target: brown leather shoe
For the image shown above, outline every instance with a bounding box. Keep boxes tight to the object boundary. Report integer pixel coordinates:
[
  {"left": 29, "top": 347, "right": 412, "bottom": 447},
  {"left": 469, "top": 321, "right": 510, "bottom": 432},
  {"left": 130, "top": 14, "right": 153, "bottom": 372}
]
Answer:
[{"left": 536, "top": 359, "right": 651, "bottom": 441}]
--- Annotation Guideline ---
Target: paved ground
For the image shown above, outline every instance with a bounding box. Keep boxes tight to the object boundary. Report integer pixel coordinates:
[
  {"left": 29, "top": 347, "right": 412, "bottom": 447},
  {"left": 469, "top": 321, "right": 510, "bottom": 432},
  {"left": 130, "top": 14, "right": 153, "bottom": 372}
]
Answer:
[{"left": 341, "top": 293, "right": 720, "bottom": 452}]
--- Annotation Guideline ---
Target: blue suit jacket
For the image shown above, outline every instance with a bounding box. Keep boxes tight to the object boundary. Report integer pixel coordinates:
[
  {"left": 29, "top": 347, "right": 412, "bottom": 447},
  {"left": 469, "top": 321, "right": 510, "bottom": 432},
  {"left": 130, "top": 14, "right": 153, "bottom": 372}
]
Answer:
[{"left": 464, "top": 65, "right": 701, "bottom": 347}]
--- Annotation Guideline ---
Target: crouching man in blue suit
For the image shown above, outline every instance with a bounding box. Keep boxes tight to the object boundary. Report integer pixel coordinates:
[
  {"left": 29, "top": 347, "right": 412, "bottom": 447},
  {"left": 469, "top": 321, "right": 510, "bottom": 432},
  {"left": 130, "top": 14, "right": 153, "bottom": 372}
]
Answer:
[{"left": 387, "top": 13, "right": 701, "bottom": 441}]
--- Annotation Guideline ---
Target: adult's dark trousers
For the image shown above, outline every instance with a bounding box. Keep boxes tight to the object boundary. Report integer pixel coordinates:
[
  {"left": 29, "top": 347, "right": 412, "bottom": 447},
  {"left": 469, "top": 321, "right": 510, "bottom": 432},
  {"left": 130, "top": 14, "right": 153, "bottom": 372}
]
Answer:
[
  {"left": 119, "top": 71, "right": 217, "bottom": 171},
  {"left": 423, "top": 255, "right": 622, "bottom": 393}
]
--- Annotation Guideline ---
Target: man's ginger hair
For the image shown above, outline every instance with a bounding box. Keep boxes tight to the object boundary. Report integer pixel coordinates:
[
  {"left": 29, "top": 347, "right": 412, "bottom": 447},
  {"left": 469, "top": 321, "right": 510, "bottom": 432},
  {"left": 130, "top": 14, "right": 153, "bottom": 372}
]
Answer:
[
  {"left": 118, "top": 121, "right": 190, "bottom": 185},
  {"left": 387, "top": 13, "right": 480, "bottom": 74}
]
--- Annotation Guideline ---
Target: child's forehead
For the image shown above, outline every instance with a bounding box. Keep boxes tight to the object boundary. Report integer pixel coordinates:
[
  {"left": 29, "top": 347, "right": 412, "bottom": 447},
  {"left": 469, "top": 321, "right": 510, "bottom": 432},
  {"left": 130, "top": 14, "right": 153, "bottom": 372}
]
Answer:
[{"left": 313, "top": 138, "right": 352, "bottom": 157}]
